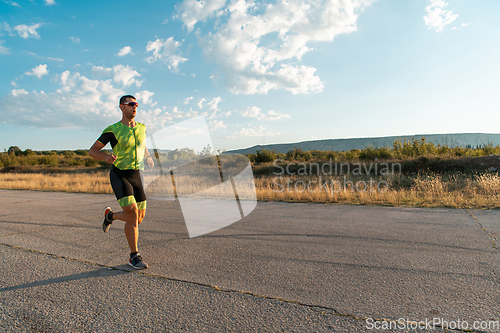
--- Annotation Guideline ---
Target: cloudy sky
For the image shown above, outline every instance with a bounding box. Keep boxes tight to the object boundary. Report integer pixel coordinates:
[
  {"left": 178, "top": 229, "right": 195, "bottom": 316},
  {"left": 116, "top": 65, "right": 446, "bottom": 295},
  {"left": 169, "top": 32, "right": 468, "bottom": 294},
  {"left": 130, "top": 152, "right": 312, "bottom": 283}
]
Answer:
[{"left": 1, "top": 0, "right": 499, "bottom": 152}]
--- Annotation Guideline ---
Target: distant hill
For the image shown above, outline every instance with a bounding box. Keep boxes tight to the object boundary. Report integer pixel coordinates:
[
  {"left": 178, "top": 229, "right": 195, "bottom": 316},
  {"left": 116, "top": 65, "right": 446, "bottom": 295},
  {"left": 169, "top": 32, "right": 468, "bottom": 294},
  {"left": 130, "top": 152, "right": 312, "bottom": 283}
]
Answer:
[{"left": 225, "top": 133, "right": 500, "bottom": 155}]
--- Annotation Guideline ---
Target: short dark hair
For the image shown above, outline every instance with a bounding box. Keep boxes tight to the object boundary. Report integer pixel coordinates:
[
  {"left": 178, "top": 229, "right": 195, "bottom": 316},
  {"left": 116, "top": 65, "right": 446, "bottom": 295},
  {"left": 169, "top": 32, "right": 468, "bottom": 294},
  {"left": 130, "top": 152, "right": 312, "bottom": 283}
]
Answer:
[{"left": 119, "top": 95, "right": 136, "bottom": 105}]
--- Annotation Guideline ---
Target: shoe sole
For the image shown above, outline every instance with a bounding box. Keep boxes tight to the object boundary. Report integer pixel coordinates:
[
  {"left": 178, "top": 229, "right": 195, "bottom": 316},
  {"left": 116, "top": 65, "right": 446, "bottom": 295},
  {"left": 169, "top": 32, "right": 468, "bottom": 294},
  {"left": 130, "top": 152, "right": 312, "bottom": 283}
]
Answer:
[{"left": 102, "top": 207, "right": 112, "bottom": 233}]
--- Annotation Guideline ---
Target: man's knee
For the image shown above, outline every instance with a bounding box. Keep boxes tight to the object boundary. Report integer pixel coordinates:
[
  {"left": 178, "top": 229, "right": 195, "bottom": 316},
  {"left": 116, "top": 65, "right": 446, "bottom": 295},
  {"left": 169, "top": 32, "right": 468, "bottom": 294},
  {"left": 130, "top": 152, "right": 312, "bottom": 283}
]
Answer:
[{"left": 123, "top": 204, "right": 139, "bottom": 224}]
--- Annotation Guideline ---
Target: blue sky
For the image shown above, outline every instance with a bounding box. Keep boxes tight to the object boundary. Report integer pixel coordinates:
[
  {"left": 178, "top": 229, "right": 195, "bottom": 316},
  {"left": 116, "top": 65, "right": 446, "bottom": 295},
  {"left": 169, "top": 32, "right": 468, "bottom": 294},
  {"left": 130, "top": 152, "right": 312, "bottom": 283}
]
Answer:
[{"left": 1, "top": 0, "right": 499, "bottom": 152}]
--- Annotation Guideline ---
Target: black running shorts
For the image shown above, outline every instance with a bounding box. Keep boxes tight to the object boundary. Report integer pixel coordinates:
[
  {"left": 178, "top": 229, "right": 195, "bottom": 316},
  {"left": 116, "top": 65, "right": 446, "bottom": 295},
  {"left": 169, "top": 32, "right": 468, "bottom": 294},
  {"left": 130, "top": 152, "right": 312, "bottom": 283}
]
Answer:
[{"left": 109, "top": 165, "right": 147, "bottom": 210}]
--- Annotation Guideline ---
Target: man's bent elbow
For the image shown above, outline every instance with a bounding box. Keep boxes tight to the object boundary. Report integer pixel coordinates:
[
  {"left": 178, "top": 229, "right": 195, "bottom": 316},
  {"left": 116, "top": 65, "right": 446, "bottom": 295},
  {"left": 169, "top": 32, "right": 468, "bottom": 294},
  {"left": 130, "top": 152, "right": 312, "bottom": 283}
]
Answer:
[
  {"left": 89, "top": 142, "right": 104, "bottom": 160},
  {"left": 88, "top": 149, "right": 98, "bottom": 159}
]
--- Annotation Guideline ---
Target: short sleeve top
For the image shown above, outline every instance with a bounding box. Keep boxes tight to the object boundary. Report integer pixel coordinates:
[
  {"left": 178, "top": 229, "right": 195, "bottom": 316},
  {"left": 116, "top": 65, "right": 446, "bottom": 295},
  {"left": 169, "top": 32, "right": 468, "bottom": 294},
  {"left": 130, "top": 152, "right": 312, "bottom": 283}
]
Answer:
[{"left": 97, "top": 121, "right": 147, "bottom": 170}]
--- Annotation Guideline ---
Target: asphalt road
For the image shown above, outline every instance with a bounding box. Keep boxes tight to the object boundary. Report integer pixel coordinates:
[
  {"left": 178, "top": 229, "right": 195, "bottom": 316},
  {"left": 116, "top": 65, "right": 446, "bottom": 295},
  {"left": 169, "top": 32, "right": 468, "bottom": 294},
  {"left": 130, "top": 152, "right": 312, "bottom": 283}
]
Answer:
[{"left": 0, "top": 189, "right": 499, "bottom": 332}]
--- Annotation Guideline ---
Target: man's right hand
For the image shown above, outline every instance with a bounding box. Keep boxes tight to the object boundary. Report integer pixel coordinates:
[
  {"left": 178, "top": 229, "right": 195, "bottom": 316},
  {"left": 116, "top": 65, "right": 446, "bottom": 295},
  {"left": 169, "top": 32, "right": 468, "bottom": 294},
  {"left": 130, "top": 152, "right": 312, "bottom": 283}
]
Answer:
[{"left": 106, "top": 154, "right": 117, "bottom": 164}]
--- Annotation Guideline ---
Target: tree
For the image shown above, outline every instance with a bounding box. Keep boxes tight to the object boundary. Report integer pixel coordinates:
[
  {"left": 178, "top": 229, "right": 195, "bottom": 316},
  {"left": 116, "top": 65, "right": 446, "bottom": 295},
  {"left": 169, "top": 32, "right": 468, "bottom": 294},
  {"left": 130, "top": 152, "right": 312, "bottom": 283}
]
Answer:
[
  {"left": 7, "top": 146, "right": 22, "bottom": 156},
  {"left": 23, "top": 149, "right": 35, "bottom": 156}
]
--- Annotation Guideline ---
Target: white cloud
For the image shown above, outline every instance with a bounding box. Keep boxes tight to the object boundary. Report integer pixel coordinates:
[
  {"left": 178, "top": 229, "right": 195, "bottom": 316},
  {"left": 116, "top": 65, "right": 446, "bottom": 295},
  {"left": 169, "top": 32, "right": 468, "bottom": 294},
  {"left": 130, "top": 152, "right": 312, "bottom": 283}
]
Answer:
[
  {"left": 14, "top": 23, "right": 43, "bottom": 39},
  {"left": 117, "top": 46, "right": 133, "bottom": 57},
  {"left": 241, "top": 106, "right": 290, "bottom": 120},
  {"left": 452, "top": 22, "right": 472, "bottom": 30},
  {"left": 207, "top": 96, "right": 222, "bottom": 111},
  {"left": 44, "top": 0, "right": 56, "bottom": 5},
  {"left": 0, "top": 40, "right": 9, "bottom": 54},
  {"left": 0, "top": 69, "right": 174, "bottom": 131},
  {"left": 70, "top": 36, "right": 80, "bottom": 44},
  {"left": 112, "top": 64, "right": 143, "bottom": 87},
  {"left": 25, "top": 64, "right": 49, "bottom": 79},
  {"left": 3, "top": 1, "right": 20, "bottom": 7},
  {"left": 197, "top": 97, "right": 206, "bottom": 109},
  {"left": 185, "top": 110, "right": 199, "bottom": 118},
  {"left": 424, "top": 0, "right": 458, "bottom": 32},
  {"left": 203, "top": 96, "right": 223, "bottom": 119},
  {"left": 184, "top": 96, "right": 194, "bottom": 104},
  {"left": 11, "top": 88, "right": 28, "bottom": 96},
  {"left": 241, "top": 106, "right": 261, "bottom": 118},
  {"left": 265, "top": 110, "right": 291, "bottom": 120},
  {"left": 177, "top": 0, "right": 373, "bottom": 94},
  {"left": 25, "top": 51, "right": 64, "bottom": 62},
  {"left": 230, "top": 125, "right": 280, "bottom": 138},
  {"left": 90, "top": 66, "right": 113, "bottom": 78},
  {"left": 209, "top": 119, "right": 226, "bottom": 130},
  {"left": 145, "top": 37, "right": 188, "bottom": 73},
  {"left": 138, "top": 104, "right": 214, "bottom": 133},
  {"left": 172, "top": 106, "right": 183, "bottom": 118},
  {"left": 135, "top": 90, "right": 156, "bottom": 105},
  {"left": 1, "top": 73, "right": 123, "bottom": 129},
  {"left": 175, "top": 0, "right": 227, "bottom": 33}
]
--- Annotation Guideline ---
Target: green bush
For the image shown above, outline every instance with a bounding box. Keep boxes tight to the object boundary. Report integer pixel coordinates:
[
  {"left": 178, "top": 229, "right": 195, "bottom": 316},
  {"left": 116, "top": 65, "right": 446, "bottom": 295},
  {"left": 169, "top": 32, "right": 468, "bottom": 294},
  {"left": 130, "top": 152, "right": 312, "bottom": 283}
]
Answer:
[
  {"left": 63, "top": 150, "right": 76, "bottom": 158},
  {"left": 23, "top": 149, "right": 35, "bottom": 156},
  {"left": 253, "top": 149, "right": 277, "bottom": 163},
  {"left": 85, "top": 158, "right": 98, "bottom": 167},
  {"left": 480, "top": 142, "right": 499, "bottom": 155},
  {"left": 38, "top": 155, "right": 58, "bottom": 167},
  {"left": 344, "top": 149, "right": 360, "bottom": 160},
  {"left": 98, "top": 160, "right": 110, "bottom": 168},
  {"left": 0, "top": 154, "right": 20, "bottom": 167},
  {"left": 75, "top": 149, "right": 89, "bottom": 156},
  {"left": 68, "top": 158, "right": 86, "bottom": 166}
]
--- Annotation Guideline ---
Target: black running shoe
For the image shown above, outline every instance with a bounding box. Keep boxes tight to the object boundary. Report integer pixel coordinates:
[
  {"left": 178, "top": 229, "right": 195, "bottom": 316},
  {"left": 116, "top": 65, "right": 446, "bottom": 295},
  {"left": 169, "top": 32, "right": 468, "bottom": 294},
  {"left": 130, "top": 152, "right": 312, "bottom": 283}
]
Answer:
[
  {"left": 102, "top": 207, "right": 113, "bottom": 233},
  {"left": 128, "top": 254, "right": 148, "bottom": 270}
]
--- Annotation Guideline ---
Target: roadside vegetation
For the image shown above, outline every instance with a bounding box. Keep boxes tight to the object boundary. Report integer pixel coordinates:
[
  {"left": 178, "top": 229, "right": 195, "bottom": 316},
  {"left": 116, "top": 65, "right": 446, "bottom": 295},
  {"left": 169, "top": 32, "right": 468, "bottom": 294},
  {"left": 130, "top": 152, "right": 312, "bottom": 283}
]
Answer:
[
  {"left": 1, "top": 138, "right": 500, "bottom": 209},
  {"left": 248, "top": 138, "right": 500, "bottom": 209}
]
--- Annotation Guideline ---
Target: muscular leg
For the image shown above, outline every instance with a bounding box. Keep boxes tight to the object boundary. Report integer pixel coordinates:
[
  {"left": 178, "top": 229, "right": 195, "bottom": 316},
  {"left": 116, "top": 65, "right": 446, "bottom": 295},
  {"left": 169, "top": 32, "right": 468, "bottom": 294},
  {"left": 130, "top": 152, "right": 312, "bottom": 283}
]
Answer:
[{"left": 112, "top": 203, "right": 139, "bottom": 253}]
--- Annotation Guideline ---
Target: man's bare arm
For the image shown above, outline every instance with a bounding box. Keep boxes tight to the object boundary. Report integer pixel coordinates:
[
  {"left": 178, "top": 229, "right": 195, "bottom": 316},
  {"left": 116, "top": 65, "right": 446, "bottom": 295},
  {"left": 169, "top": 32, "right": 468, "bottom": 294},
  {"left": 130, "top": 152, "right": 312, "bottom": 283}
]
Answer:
[
  {"left": 144, "top": 146, "right": 154, "bottom": 168},
  {"left": 89, "top": 141, "right": 117, "bottom": 164}
]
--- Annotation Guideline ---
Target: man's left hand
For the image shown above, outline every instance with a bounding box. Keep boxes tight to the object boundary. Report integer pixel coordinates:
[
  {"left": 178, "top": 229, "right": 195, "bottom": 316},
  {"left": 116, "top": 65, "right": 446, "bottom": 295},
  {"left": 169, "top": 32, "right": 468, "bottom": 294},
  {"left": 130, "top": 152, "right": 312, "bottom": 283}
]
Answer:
[{"left": 147, "top": 156, "right": 154, "bottom": 168}]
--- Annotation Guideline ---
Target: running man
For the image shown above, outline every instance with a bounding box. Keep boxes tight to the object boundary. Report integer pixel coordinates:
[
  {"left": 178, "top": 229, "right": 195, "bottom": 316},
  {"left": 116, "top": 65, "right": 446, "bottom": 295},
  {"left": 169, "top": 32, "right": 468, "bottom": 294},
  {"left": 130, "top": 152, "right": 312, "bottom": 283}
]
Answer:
[{"left": 89, "top": 95, "right": 154, "bottom": 270}]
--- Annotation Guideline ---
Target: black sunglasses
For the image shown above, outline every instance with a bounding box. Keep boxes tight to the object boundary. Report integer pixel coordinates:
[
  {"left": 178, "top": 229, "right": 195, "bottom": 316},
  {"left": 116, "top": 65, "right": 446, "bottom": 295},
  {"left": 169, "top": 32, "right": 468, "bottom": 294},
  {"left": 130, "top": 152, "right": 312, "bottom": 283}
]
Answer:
[{"left": 122, "top": 102, "right": 139, "bottom": 107}]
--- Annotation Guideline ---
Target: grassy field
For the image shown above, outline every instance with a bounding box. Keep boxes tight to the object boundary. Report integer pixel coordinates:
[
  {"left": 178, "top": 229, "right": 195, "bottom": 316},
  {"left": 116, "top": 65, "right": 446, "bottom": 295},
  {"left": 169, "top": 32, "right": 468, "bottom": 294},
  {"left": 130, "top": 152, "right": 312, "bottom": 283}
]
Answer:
[
  {"left": 255, "top": 172, "right": 500, "bottom": 208},
  {"left": 0, "top": 171, "right": 112, "bottom": 194},
  {"left": 1, "top": 167, "right": 499, "bottom": 209},
  {"left": 1, "top": 138, "right": 500, "bottom": 209}
]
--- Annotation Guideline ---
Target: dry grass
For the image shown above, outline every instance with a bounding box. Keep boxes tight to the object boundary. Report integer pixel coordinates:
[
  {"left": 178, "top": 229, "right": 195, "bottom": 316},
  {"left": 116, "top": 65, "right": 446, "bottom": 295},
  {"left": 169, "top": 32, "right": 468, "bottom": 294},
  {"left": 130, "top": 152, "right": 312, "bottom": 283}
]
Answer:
[
  {"left": 1, "top": 171, "right": 499, "bottom": 209},
  {"left": 0, "top": 172, "right": 112, "bottom": 194},
  {"left": 255, "top": 173, "right": 500, "bottom": 209}
]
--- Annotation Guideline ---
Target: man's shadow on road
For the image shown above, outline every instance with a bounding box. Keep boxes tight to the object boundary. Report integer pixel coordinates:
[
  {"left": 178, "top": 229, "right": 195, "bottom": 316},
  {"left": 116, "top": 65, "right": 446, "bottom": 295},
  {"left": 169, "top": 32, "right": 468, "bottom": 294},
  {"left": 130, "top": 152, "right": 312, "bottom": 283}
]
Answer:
[{"left": 0, "top": 266, "right": 134, "bottom": 293}]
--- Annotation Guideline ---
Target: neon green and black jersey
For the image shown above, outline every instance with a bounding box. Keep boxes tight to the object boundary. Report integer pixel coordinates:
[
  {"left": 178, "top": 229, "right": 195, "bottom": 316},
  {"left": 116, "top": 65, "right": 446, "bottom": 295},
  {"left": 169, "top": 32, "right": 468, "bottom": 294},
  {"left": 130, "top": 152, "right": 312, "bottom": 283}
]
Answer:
[{"left": 97, "top": 121, "right": 147, "bottom": 170}]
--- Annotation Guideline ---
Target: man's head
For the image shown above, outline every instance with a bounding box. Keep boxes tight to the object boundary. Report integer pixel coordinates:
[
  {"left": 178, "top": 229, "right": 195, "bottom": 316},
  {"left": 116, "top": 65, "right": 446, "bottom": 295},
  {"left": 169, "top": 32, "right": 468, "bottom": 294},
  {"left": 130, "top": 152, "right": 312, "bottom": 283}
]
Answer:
[
  {"left": 119, "top": 95, "right": 138, "bottom": 120},
  {"left": 119, "top": 95, "right": 136, "bottom": 106}
]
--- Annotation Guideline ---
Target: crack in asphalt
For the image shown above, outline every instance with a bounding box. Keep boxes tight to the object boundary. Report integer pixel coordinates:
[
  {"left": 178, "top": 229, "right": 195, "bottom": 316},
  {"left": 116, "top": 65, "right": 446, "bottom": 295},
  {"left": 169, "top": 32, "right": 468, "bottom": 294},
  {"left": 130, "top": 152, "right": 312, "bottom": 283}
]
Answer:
[{"left": 466, "top": 209, "right": 498, "bottom": 249}]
